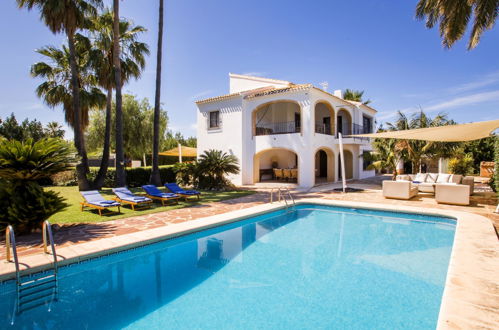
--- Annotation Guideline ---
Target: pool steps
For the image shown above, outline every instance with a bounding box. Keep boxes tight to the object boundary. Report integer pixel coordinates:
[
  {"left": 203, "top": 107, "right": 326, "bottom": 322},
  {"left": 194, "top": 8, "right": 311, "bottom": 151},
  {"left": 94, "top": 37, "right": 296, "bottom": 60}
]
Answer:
[{"left": 5, "top": 221, "right": 58, "bottom": 316}]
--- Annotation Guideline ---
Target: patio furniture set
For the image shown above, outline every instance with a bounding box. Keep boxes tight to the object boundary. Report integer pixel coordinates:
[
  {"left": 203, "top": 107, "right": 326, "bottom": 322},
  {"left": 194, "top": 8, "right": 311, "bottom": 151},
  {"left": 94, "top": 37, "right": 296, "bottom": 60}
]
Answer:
[
  {"left": 382, "top": 173, "right": 474, "bottom": 205},
  {"left": 80, "top": 183, "right": 201, "bottom": 216}
]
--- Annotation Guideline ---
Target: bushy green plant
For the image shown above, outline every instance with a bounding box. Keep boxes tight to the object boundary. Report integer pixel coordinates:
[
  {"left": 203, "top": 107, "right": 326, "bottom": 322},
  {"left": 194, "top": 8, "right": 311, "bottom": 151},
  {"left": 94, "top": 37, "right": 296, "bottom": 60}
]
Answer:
[
  {"left": 0, "top": 138, "right": 70, "bottom": 233},
  {"left": 196, "top": 150, "right": 239, "bottom": 190},
  {"left": 448, "top": 152, "right": 474, "bottom": 176},
  {"left": 173, "top": 162, "right": 198, "bottom": 187}
]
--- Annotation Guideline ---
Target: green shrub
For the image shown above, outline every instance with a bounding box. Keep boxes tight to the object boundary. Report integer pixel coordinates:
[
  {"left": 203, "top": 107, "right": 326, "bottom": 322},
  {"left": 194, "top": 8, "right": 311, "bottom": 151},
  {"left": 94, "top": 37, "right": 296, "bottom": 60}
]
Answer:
[
  {"left": 448, "top": 152, "right": 474, "bottom": 176},
  {"left": 0, "top": 138, "right": 70, "bottom": 233}
]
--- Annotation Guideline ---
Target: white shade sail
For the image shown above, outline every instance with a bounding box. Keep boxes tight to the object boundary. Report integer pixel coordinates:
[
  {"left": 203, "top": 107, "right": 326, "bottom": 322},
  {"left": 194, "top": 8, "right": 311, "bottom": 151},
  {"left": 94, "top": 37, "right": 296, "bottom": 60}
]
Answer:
[{"left": 351, "top": 119, "right": 499, "bottom": 142}]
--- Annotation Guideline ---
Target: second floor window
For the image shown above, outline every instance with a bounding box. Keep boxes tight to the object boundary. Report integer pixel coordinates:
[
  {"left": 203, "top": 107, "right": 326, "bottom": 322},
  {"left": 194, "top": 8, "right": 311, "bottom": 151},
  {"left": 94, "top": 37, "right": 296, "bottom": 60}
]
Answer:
[
  {"left": 362, "top": 116, "right": 372, "bottom": 134},
  {"left": 209, "top": 110, "right": 220, "bottom": 129}
]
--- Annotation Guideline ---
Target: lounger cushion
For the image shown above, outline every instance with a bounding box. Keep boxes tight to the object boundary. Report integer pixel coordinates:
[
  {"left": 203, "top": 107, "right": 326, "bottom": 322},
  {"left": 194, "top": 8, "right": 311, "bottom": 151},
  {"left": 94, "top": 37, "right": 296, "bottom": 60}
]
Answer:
[
  {"left": 165, "top": 183, "right": 200, "bottom": 195},
  {"left": 81, "top": 190, "right": 120, "bottom": 207},
  {"left": 113, "top": 187, "right": 151, "bottom": 203}
]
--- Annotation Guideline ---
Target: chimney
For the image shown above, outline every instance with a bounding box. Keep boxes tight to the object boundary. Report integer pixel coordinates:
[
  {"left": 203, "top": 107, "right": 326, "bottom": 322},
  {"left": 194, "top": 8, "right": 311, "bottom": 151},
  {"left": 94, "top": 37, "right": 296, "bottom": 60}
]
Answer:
[{"left": 333, "top": 89, "right": 343, "bottom": 99}]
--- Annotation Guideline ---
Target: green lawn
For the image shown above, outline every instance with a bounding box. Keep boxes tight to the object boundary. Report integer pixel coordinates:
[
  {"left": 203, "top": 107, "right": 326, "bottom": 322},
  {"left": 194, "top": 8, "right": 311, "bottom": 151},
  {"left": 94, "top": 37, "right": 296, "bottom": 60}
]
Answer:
[{"left": 46, "top": 186, "right": 255, "bottom": 224}]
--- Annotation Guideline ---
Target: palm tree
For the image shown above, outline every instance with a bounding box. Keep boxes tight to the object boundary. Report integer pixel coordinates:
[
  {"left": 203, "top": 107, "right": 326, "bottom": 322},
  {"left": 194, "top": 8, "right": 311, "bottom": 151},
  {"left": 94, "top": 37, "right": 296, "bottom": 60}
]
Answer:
[
  {"left": 89, "top": 10, "right": 149, "bottom": 189},
  {"left": 415, "top": 0, "right": 499, "bottom": 49},
  {"left": 386, "top": 110, "right": 454, "bottom": 173},
  {"left": 150, "top": 0, "right": 165, "bottom": 186},
  {"left": 17, "top": 0, "right": 103, "bottom": 191},
  {"left": 343, "top": 89, "right": 371, "bottom": 105},
  {"left": 113, "top": 0, "right": 125, "bottom": 187},
  {"left": 44, "top": 121, "right": 65, "bottom": 138},
  {"left": 368, "top": 138, "right": 400, "bottom": 180},
  {"left": 31, "top": 35, "right": 105, "bottom": 148}
]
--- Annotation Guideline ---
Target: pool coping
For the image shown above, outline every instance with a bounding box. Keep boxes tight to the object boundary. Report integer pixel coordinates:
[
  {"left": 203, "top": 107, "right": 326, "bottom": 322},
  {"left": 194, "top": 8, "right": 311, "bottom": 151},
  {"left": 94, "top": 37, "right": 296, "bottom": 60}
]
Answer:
[{"left": 1, "top": 199, "right": 497, "bottom": 328}]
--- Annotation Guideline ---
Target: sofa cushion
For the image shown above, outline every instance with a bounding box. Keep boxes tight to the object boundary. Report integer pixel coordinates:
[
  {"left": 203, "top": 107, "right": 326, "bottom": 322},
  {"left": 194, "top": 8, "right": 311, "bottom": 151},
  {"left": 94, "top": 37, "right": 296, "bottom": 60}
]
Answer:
[
  {"left": 449, "top": 174, "right": 463, "bottom": 184},
  {"left": 426, "top": 173, "right": 438, "bottom": 183},
  {"left": 418, "top": 183, "right": 435, "bottom": 193},
  {"left": 436, "top": 173, "right": 451, "bottom": 183},
  {"left": 414, "top": 173, "right": 427, "bottom": 182}
]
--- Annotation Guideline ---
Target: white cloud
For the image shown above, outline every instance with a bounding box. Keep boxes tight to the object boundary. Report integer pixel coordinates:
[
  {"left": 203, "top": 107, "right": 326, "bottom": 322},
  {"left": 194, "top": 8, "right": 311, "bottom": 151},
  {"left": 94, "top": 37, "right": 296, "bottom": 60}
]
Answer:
[
  {"left": 425, "top": 90, "right": 499, "bottom": 112},
  {"left": 449, "top": 71, "right": 499, "bottom": 94}
]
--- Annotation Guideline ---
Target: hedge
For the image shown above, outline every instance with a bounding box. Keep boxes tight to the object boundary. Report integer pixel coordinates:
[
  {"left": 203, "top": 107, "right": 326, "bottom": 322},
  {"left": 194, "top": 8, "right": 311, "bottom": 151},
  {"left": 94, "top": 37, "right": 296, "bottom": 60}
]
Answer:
[{"left": 51, "top": 165, "right": 176, "bottom": 188}]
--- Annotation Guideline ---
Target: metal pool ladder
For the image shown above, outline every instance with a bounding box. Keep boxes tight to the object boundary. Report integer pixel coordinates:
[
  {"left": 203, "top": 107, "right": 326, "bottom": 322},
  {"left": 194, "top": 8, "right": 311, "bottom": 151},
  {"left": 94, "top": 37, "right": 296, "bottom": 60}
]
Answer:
[
  {"left": 269, "top": 187, "right": 295, "bottom": 207},
  {"left": 6, "top": 221, "right": 59, "bottom": 316}
]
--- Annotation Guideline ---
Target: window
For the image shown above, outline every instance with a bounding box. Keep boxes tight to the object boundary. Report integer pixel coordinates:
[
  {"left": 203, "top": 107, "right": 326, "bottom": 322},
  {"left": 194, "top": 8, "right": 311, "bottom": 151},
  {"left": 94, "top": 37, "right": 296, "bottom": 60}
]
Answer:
[
  {"left": 362, "top": 116, "right": 372, "bottom": 134},
  {"left": 208, "top": 110, "right": 221, "bottom": 129}
]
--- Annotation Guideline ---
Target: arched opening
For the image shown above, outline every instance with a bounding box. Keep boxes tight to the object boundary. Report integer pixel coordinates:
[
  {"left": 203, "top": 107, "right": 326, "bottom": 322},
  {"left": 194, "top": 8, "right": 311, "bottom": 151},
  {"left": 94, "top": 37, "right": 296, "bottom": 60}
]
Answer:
[
  {"left": 253, "top": 148, "right": 298, "bottom": 183},
  {"left": 314, "top": 102, "right": 334, "bottom": 135},
  {"left": 336, "top": 109, "right": 352, "bottom": 137},
  {"left": 338, "top": 150, "right": 353, "bottom": 180},
  {"left": 253, "top": 101, "right": 301, "bottom": 136},
  {"left": 314, "top": 148, "right": 335, "bottom": 184}
]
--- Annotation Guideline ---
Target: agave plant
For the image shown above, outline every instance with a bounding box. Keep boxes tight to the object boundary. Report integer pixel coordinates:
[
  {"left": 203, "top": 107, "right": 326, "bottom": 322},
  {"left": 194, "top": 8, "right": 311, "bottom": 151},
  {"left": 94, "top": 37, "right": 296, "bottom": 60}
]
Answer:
[{"left": 0, "top": 138, "right": 71, "bottom": 233}]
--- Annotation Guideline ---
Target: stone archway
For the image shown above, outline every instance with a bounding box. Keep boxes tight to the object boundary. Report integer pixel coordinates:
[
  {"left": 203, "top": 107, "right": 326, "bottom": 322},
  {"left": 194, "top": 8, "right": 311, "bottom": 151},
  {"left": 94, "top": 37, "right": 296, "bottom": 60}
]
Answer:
[
  {"left": 314, "top": 147, "right": 335, "bottom": 185},
  {"left": 253, "top": 148, "right": 299, "bottom": 184}
]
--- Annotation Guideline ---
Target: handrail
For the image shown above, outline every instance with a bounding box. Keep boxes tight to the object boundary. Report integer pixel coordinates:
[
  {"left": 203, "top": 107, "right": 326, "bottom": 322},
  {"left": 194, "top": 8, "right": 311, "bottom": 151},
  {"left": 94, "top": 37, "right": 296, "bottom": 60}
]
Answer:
[
  {"left": 5, "top": 226, "right": 20, "bottom": 285},
  {"left": 42, "top": 221, "right": 58, "bottom": 275},
  {"left": 269, "top": 187, "right": 295, "bottom": 206}
]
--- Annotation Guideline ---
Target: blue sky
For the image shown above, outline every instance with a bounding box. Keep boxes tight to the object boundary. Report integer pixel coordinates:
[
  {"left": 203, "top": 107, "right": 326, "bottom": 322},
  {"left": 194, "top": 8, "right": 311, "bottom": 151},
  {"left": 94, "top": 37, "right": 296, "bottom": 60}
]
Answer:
[{"left": 1, "top": 0, "right": 498, "bottom": 138}]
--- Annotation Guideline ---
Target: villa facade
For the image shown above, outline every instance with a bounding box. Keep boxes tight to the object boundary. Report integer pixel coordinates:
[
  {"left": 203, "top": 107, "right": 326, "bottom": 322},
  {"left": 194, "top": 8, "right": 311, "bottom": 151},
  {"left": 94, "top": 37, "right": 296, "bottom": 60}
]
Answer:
[{"left": 196, "top": 74, "right": 377, "bottom": 188}]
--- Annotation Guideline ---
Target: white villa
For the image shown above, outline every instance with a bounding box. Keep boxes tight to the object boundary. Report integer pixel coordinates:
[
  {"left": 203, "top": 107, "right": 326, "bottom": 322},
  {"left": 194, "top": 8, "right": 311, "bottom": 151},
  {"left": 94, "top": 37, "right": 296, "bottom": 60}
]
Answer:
[{"left": 196, "top": 74, "right": 377, "bottom": 189}]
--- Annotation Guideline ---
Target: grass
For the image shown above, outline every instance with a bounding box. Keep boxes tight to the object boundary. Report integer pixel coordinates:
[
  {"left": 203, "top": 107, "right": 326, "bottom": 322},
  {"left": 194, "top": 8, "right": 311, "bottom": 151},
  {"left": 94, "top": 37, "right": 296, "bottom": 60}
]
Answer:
[{"left": 46, "top": 186, "right": 256, "bottom": 224}]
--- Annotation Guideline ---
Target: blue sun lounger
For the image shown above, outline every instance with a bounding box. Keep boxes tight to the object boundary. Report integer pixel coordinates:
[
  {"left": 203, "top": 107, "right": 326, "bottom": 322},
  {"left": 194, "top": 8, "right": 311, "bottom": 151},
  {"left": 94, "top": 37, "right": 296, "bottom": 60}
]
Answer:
[
  {"left": 141, "top": 185, "right": 180, "bottom": 205},
  {"left": 164, "top": 183, "right": 201, "bottom": 201},
  {"left": 112, "top": 187, "right": 153, "bottom": 211},
  {"left": 80, "top": 190, "right": 121, "bottom": 216}
]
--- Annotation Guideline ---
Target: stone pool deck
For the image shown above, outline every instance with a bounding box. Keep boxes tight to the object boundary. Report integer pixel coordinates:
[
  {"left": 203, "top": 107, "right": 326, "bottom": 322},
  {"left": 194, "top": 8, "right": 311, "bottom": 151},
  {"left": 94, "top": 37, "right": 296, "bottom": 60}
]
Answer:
[{"left": 0, "top": 180, "right": 498, "bottom": 329}]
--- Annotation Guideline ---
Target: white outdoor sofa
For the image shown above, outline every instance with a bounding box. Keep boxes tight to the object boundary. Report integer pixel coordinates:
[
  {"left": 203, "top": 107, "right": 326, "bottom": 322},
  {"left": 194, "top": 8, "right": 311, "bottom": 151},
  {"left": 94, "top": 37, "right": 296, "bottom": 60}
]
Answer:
[
  {"left": 382, "top": 181, "right": 418, "bottom": 200},
  {"left": 435, "top": 183, "right": 470, "bottom": 206},
  {"left": 396, "top": 173, "right": 474, "bottom": 195}
]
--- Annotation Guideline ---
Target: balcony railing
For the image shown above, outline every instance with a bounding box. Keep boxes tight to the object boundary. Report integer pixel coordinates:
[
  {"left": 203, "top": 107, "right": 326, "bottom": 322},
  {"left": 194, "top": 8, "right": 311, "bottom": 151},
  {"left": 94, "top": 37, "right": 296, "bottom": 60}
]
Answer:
[
  {"left": 255, "top": 121, "right": 300, "bottom": 136},
  {"left": 315, "top": 122, "right": 333, "bottom": 135},
  {"left": 337, "top": 124, "right": 372, "bottom": 140}
]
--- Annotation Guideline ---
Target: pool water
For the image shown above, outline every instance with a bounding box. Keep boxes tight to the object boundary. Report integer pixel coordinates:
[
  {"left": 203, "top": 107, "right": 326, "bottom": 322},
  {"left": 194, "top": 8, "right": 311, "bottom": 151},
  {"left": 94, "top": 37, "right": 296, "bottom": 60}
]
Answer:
[{"left": 0, "top": 204, "right": 456, "bottom": 329}]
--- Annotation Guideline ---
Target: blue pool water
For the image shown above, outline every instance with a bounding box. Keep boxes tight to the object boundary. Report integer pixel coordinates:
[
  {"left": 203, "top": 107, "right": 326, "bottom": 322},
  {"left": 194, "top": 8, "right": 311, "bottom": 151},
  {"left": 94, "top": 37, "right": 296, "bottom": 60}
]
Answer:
[{"left": 0, "top": 204, "right": 456, "bottom": 329}]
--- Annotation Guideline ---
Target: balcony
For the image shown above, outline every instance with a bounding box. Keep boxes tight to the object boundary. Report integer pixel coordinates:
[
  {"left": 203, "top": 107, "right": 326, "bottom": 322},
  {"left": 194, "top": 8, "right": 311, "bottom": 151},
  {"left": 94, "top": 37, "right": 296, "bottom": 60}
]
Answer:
[
  {"left": 255, "top": 121, "right": 300, "bottom": 136},
  {"left": 337, "top": 124, "right": 371, "bottom": 141},
  {"left": 315, "top": 122, "right": 333, "bottom": 135}
]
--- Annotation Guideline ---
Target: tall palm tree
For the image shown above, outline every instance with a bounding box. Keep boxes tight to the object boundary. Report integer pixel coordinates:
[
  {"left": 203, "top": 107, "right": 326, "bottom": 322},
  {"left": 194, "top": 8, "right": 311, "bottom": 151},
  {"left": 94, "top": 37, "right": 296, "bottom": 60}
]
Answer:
[
  {"left": 343, "top": 89, "right": 371, "bottom": 105},
  {"left": 368, "top": 138, "right": 400, "bottom": 180},
  {"left": 17, "top": 0, "right": 103, "bottom": 191},
  {"left": 113, "top": 0, "right": 125, "bottom": 187},
  {"left": 150, "top": 0, "right": 165, "bottom": 186},
  {"left": 416, "top": 0, "right": 499, "bottom": 49},
  {"left": 31, "top": 35, "right": 105, "bottom": 146},
  {"left": 44, "top": 121, "right": 65, "bottom": 138},
  {"left": 89, "top": 10, "right": 149, "bottom": 189}
]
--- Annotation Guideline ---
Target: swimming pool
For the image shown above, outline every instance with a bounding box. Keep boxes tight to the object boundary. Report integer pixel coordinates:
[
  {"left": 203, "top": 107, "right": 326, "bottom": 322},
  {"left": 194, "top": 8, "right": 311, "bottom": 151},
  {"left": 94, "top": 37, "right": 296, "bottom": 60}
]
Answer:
[{"left": 0, "top": 204, "right": 456, "bottom": 329}]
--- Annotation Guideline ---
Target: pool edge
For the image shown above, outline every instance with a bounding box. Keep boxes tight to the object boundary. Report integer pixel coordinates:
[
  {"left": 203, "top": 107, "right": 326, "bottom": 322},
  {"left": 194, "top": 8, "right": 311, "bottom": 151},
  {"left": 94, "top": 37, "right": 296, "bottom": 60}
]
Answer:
[{"left": 1, "top": 199, "right": 497, "bottom": 328}]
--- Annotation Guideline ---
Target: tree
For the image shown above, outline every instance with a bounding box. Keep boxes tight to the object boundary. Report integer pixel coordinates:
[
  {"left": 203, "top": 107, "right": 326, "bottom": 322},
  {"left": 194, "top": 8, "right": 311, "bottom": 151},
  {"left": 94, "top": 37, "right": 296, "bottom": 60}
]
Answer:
[
  {"left": 18, "top": 0, "right": 103, "bottom": 191},
  {"left": 89, "top": 9, "right": 149, "bottom": 188},
  {"left": 86, "top": 95, "right": 168, "bottom": 163},
  {"left": 0, "top": 114, "right": 65, "bottom": 141},
  {"left": 31, "top": 37, "right": 106, "bottom": 133},
  {"left": 343, "top": 89, "right": 371, "bottom": 105},
  {"left": 197, "top": 149, "right": 239, "bottom": 190},
  {"left": 463, "top": 136, "right": 496, "bottom": 173},
  {"left": 386, "top": 110, "right": 455, "bottom": 173},
  {"left": 416, "top": 0, "right": 499, "bottom": 49},
  {"left": 150, "top": 0, "right": 165, "bottom": 186},
  {"left": 45, "top": 121, "right": 65, "bottom": 138},
  {"left": 112, "top": 0, "right": 125, "bottom": 187},
  {"left": 0, "top": 138, "right": 71, "bottom": 234},
  {"left": 367, "top": 138, "right": 400, "bottom": 180}
]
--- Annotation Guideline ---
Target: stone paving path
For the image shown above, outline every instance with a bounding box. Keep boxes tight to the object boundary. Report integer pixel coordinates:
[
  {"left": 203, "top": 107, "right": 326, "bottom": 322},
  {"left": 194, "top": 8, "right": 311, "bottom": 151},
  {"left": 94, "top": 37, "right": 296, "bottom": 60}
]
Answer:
[{"left": 1, "top": 183, "right": 497, "bottom": 260}]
